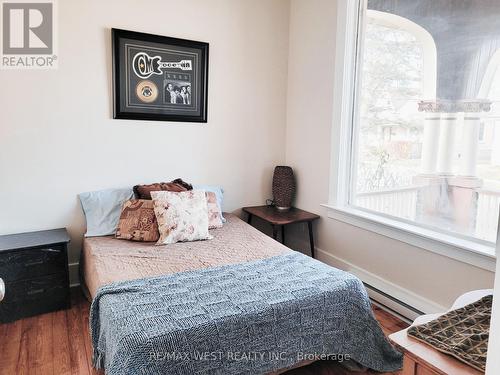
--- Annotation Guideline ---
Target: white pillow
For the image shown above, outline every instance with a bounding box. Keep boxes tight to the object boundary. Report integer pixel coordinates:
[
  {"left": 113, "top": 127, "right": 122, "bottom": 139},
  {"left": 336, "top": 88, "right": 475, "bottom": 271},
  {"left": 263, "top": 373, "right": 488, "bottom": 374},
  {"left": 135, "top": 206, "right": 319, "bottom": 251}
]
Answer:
[{"left": 151, "top": 190, "right": 213, "bottom": 245}]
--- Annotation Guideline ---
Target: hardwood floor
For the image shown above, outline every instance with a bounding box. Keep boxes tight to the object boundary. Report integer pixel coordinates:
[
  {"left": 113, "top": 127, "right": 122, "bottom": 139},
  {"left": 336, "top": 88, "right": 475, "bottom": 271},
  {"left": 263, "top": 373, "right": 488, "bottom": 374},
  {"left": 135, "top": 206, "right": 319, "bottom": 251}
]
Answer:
[{"left": 0, "top": 290, "right": 409, "bottom": 375}]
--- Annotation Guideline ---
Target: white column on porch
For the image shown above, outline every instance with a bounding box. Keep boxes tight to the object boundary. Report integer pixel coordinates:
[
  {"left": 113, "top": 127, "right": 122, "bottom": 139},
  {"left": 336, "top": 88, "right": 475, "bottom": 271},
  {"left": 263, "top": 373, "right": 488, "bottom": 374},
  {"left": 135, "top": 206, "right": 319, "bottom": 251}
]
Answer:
[
  {"left": 421, "top": 114, "right": 441, "bottom": 174},
  {"left": 458, "top": 115, "right": 481, "bottom": 176},
  {"left": 492, "top": 121, "right": 500, "bottom": 166},
  {"left": 436, "top": 113, "right": 458, "bottom": 175}
]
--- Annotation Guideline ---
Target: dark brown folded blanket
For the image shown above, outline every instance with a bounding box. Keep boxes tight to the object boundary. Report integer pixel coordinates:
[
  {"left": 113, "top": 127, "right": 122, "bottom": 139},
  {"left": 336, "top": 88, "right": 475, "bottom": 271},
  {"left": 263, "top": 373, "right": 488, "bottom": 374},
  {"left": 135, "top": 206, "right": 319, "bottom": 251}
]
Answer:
[
  {"left": 133, "top": 178, "right": 193, "bottom": 199},
  {"left": 407, "top": 295, "right": 492, "bottom": 372}
]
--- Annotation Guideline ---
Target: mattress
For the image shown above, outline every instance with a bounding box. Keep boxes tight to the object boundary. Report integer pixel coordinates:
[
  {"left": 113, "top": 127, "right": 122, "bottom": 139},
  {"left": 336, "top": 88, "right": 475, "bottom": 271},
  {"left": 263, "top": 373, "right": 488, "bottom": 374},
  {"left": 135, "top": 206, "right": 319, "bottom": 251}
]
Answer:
[{"left": 81, "top": 213, "right": 289, "bottom": 298}]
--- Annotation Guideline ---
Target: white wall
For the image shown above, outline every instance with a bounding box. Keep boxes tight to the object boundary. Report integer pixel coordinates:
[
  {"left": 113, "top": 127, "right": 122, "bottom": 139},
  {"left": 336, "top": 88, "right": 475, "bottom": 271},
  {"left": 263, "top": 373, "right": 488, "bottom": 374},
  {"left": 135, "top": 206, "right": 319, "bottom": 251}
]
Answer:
[
  {"left": 0, "top": 0, "right": 290, "bottom": 283},
  {"left": 486, "top": 258, "right": 499, "bottom": 374},
  {"left": 485, "top": 223, "right": 500, "bottom": 374},
  {"left": 285, "top": 0, "right": 495, "bottom": 310}
]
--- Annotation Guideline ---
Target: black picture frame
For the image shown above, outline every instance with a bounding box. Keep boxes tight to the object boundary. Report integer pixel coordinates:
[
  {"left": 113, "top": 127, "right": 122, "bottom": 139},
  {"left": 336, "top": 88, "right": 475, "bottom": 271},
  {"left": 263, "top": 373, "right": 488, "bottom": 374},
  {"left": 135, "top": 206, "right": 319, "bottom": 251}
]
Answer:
[{"left": 112, "top": 28, "right": 209, "bottom": 123}]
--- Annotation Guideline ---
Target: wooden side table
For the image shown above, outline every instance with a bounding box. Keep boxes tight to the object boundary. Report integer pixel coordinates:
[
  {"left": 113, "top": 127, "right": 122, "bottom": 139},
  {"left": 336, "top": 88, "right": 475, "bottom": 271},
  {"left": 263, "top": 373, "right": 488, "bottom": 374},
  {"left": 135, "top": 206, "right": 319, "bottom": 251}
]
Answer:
[{"left": 242, "top": 205, "right": 320, "bottom": 257}]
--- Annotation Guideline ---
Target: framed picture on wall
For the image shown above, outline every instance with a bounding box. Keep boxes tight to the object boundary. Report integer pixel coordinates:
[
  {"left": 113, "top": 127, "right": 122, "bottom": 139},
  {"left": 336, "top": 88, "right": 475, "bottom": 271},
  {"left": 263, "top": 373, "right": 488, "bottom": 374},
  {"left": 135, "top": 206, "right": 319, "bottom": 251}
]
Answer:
[{"left": 112, "top": 28, "right": 209, "bottom": 123}]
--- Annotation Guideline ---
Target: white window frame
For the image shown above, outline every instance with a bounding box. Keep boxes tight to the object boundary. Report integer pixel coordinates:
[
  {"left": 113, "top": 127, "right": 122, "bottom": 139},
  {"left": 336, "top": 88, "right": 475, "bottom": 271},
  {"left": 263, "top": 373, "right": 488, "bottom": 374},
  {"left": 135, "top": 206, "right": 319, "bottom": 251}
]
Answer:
[{"left": 324, "top": 0, "right": 496, "bottom": 272}]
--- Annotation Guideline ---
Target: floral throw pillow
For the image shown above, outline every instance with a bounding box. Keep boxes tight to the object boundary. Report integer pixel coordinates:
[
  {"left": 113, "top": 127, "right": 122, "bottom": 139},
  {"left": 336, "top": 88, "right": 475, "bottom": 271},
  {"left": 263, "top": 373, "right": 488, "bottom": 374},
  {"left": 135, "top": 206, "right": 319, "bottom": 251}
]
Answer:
[
  {"left": 206, "top": 191, "right": 223, "bottom": 229},
  {"left": 151, "top": 190, "right": 212, "bottom": 245},
  {"left": 116, "top": 200, "right": 159, "bottom": 242}
]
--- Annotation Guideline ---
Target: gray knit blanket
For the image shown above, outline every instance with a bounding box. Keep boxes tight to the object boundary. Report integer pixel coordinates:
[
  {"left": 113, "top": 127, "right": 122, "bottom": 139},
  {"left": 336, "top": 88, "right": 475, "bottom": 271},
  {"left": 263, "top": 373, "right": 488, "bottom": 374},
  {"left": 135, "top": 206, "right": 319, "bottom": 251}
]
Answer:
[{"left": 90, "top": 252, "right": 402, "bottom": 374}]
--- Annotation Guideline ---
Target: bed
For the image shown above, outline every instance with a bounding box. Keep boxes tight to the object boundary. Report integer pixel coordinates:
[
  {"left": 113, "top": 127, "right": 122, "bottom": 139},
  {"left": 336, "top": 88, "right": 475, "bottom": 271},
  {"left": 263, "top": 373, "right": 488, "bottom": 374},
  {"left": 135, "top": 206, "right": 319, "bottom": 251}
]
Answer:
[{"left": 82, "top": 213, "right": 402, "bottom": 374}]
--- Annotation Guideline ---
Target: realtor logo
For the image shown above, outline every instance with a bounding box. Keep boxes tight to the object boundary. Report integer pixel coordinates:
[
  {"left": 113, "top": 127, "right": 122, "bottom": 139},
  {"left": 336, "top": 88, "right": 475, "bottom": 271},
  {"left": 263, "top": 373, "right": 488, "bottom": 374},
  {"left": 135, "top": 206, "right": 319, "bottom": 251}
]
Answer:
[{"left": 1, "top": 0, "right": 57, "bottom": 69}]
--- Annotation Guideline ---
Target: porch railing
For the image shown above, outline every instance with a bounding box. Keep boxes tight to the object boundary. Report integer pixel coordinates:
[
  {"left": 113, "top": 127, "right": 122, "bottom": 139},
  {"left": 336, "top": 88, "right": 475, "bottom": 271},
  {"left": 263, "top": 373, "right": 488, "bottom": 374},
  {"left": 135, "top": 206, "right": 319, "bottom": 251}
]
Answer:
[
  {"left": 354, "top": 186, "right": 500, "bottom": 242},
  {"left": 476, "top": 188, "right": 500, "bottom": 242},
  {"left": 355, "top": 186, "right": 418, "bottom": 221}
]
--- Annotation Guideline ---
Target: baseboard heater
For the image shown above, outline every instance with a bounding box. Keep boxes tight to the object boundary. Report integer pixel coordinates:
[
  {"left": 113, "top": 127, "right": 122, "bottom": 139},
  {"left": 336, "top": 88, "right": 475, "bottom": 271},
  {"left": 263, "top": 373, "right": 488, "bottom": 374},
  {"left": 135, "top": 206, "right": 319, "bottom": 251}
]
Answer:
[{"left": 364, "top": 282, "right": 423, "bottom": 324}]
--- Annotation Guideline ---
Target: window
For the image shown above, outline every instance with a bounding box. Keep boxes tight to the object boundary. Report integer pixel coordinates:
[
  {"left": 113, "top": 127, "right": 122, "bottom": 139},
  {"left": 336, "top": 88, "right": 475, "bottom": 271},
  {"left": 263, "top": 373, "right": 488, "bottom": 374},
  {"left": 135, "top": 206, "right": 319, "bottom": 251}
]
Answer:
[
  {"left": 329, "top": 0, "right": 500, "bottom": 267},
  {"left": 354, "top": 10, "right": 428, "bottom": 204},
  {"left": 478, "top": 122, "right": 485, "bottom": 143}
]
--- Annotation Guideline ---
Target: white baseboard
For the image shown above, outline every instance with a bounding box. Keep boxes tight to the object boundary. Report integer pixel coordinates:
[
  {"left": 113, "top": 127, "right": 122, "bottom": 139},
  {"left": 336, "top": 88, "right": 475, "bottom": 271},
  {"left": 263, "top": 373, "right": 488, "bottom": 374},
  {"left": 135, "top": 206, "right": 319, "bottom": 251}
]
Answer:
[{"left": 315, "top": 247, "right": 448, "bottom": 319}]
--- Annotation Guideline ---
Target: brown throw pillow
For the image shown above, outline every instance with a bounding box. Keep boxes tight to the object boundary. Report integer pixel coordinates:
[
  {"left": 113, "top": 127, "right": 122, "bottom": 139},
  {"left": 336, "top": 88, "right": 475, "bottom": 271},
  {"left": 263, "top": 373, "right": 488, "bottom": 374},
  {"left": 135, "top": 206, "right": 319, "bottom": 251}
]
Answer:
[
  {"left": 133, "top": 178, "right": 193, "bottom": 199},
  {"left": 116, "top": 200, "right": 159, "bottom": 242}
]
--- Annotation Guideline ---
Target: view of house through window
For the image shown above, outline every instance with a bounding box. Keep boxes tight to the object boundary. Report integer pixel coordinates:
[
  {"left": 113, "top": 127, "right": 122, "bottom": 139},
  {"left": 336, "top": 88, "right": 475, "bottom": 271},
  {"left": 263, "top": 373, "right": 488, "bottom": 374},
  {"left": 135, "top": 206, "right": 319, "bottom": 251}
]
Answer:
[{"left": 351, "top": 0, "right": 500, "bottom": 243}]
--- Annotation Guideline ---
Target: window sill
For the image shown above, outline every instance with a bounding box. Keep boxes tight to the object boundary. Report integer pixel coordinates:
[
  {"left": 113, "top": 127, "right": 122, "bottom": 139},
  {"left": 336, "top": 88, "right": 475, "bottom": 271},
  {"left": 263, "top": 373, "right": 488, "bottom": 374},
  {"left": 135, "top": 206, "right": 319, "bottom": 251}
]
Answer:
[{"left": 322, "top": 204, "right": 496, "bottom": 272}]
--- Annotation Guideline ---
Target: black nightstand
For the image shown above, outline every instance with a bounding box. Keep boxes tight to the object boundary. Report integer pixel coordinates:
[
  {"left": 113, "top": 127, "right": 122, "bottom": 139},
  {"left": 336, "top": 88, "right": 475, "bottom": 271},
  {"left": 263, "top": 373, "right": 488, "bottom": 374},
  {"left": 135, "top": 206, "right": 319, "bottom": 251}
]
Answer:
[{"left": 0, "top": 228, "right": 71, "bottom": 323}]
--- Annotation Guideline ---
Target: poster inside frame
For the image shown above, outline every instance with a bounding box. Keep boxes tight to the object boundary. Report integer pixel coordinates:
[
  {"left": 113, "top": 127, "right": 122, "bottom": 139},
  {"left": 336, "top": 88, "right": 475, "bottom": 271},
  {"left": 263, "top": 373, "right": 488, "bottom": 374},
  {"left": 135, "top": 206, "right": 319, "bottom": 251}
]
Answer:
[{"left": 112, "top": 28, "right": 208, "bottom": 123}]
